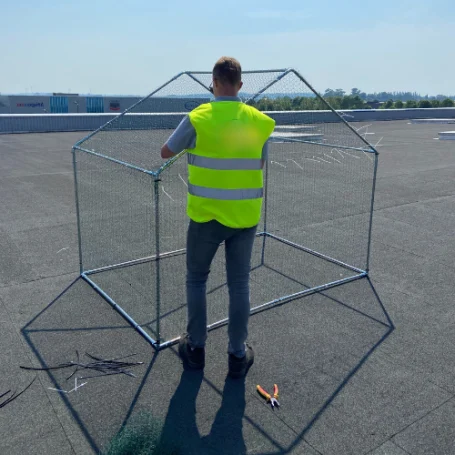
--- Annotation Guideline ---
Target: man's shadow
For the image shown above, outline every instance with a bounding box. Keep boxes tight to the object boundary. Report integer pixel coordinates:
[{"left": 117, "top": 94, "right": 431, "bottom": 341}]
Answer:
[{"left": 159, "top": 370, "right": 247, "bottom": 455}]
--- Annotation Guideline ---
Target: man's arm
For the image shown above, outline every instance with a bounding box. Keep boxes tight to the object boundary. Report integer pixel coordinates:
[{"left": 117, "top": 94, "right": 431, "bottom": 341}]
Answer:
[
  {"left": 160, "top": 144, "right": 175, "bottom": 159},
  {"left": 161, "top": 116, "right": 196, "bottom": 159}
]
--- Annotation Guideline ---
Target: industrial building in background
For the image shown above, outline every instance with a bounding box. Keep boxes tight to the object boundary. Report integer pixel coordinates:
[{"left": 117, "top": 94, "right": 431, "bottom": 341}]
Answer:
[{"left": 0, "top": 93, "right": 208, "bottom": 114}]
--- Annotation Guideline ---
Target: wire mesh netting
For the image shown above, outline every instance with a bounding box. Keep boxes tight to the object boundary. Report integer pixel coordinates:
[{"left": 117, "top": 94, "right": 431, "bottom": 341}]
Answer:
[{"left": 73, "top": 69, "right": 377, "bottom": 347}]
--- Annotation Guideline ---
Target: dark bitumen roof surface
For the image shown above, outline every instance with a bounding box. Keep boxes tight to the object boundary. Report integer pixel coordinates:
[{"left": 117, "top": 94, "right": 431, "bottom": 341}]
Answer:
[{"left": 0, "top": 121, "right": 454, "bottom": 454}]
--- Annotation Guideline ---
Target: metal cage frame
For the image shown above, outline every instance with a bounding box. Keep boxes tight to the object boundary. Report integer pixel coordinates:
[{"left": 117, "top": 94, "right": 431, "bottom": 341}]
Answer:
[{"left": 72, "top": 68, "right": 379, "bottom": 350}]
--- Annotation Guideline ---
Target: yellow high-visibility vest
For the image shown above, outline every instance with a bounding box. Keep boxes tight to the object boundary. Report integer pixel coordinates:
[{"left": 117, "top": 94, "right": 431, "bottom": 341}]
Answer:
[{"left": 187, "top": 101, "right": 275, "bottom": 228}]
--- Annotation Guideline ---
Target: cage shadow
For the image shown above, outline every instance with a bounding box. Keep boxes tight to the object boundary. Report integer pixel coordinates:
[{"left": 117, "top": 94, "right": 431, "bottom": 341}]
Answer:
[
  {"left": 21, "top": 277, "right": 160, "bottom": 453},
  {"left": 112, "top": 276, "right": 393, "bottom": 455},
  {"left": 247, "top": 276, "right": 394, "bottom": 455},
  {"left": 21, "top": 275, "right": 392, "bottom": 455},
  {"left": 262, "top": 264, "right": 390, "bottom": 327}
]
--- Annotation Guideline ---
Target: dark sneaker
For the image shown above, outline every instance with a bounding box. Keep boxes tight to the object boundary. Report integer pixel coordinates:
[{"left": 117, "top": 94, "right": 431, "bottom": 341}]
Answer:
[
  {"left": 178, "top": 334, "right": 205, "bottom": 370},
  {"left": 228, "top": 345, "right": 254, "bottom": 378}
]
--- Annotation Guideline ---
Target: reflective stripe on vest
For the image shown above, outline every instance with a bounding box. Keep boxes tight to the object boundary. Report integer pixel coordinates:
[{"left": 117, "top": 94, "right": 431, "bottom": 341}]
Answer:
[
  {"left": 187, "top": 153, "right": 262, "bottom": 170},
  {"left": 188, "top": 183, "right": 263, "bottom": 200}
]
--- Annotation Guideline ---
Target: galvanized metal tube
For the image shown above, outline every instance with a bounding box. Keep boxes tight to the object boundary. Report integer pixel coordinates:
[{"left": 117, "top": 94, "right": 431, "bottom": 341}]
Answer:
[
  {"left": 243, "top": 69, "right": 290, "bottom": 74},
  {"left": 289, "top": 69, "right": 379, "bottom": 154},
  {"left": 261, "top": 158, "right": 269, "bottom": 266},
  {"left": 74, "top": 71, "right": 185, "bottom": 148},
  {"left": 155, "top": 337, "right": 181, "bottom": 350},
  {"left": 74, "top": 146, "right": 155, "bottom": 176},
  {"left": 154, "top": 178, "right": 161, "bottom": 346},
  {"left": 82, "top": 274, "right": 158, "bottom": 347},
  {"left": 72, "top": 148, "right": 84, "bottom": 275},
  {"left": 156, "top": 149, "right": 187, "bottom": 176},
  {"left": 245, "top": 69, "right": 291, "bottom": 105},
  {"left": 187, "top": 69, "right": 288, "bottom": 75},
  {"left": 265, "top": 233, "right": 365, "bottom": 274},
  {"left": 204, "top": 272, "right": 366, "bottom": 333},
  {"left": 186, "top": 72, "right": 211, "bottom": 92},
  {"left": 84, "top": 248, "right": 187, "bottom": 276},
  {"left": 248, "top": 272, "right": 367, "bottom": 316},
  {"left": 365, "top": 152, "right": 379, "bottom": 272},
  {"left": 88, "top": 271, "right": 366, "bottom": 351}
]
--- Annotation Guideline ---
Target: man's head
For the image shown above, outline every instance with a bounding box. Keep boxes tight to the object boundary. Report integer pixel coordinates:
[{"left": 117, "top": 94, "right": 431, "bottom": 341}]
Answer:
[{"left": 211, "top": 57, "right": 243, "bottom": 97}]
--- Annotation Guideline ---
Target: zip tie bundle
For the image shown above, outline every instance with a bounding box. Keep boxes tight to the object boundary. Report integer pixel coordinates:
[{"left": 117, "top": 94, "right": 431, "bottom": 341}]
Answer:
[{"left": 0, "top": 376, "right": 36, "bottom": 409}]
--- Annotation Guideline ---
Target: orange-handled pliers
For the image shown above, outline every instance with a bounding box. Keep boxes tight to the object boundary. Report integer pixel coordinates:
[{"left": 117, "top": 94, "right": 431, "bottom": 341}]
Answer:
[{"left": 257, "top": 384, "right": 280, "bottom": 409}]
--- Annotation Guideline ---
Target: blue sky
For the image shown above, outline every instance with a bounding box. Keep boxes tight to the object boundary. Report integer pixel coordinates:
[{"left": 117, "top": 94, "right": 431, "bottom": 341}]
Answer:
[{"left": 2, "top": 0, "right": 454, "bottom": 95}]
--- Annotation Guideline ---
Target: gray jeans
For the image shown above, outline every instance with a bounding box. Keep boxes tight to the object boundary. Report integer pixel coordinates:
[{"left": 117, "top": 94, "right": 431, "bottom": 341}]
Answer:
[{"left": 186, "top": 219, "right": 257, "bottom": 358}]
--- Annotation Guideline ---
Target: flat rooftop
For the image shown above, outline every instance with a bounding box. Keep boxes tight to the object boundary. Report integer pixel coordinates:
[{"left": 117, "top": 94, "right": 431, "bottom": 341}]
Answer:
[{"left": 0, "top": 120, "right": 454, "bottom": 455}]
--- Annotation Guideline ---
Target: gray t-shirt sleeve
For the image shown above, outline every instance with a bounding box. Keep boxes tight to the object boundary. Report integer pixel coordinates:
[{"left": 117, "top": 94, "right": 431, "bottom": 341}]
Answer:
[{"left": 165, "top": 115, "right": 196, "bottom": 154}]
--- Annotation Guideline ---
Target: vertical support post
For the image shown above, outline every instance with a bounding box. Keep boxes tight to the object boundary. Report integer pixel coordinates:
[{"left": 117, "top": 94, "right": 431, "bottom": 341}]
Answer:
[
  {"left": 261, "top": 158, "right": 269, "bottom": 266},
  {"left": 154, "top": 178, "right": 161, "bottom": 345},
  {"left": 365, "top": 152, "right": 379, "bottom": 272},
  {"left": 72, "top": 148, "right": 84, "bottom": 275}
]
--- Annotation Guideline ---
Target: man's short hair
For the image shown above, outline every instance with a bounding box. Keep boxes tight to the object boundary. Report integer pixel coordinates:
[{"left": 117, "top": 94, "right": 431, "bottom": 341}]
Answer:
[{"left": 212, "top": 57, "right": 242, "bottom": 86}]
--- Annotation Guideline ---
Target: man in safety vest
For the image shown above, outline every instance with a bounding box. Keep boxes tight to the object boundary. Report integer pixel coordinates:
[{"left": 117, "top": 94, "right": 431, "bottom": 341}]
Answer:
[{"left": 161, "top": 57, "right": 275, "bottom": 378}]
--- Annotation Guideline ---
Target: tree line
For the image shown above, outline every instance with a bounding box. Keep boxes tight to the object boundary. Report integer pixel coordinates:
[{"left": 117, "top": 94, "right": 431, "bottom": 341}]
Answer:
[
  {"left": 379, "top": 98, "right": 454, "bottom": 109},
  {"left": 251, "top": 93, "right": 455, "bottom": 111},
  {"left": 325, "top": 88, "right": 455, "bottom": 102}
]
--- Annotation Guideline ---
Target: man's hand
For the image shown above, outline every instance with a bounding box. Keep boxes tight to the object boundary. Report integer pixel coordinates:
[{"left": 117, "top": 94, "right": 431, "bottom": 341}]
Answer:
[{"left": 161, "top": 144, "right": 176, "bottom": 159}]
